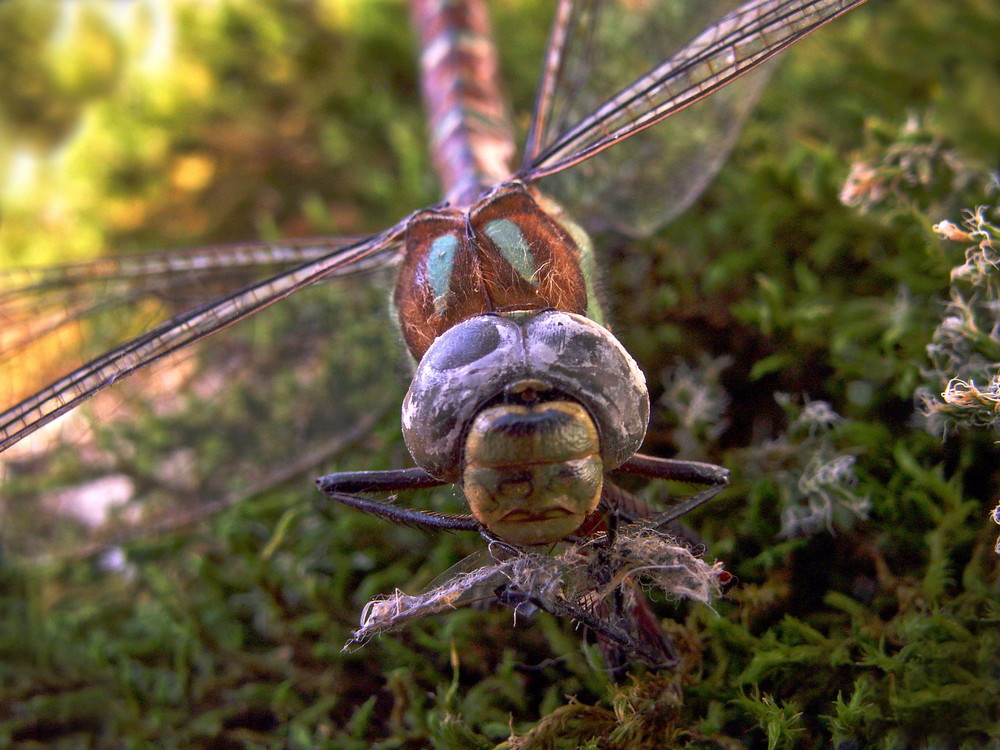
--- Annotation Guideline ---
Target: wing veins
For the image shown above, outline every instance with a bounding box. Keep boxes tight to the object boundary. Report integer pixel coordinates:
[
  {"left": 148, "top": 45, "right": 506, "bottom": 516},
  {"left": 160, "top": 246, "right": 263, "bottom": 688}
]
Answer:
[
  {"left": 0, "top": 226, "right": 406, "bottom": 453},
  {"left": 0, "top": 238, "right": 373, "bottom": 360},
  {"left": 522, "top": 0, "right": 868, "bottom": 179}
]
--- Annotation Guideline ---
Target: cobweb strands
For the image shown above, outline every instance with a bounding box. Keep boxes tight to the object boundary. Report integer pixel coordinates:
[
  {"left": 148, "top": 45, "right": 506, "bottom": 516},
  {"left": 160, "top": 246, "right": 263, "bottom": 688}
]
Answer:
[{"left": 346, "top": 523, "right": 726, "bottom": 649}]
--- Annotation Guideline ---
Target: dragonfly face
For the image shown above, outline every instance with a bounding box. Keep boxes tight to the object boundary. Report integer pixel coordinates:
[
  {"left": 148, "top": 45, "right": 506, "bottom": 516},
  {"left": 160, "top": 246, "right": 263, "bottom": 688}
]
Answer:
[{"left": 395, "top": 181, "right": 649, "bottom": 544}]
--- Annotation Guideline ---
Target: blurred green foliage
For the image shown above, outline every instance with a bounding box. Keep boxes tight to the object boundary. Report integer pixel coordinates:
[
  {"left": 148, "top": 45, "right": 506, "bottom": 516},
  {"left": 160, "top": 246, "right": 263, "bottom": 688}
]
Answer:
[{"left": 1, "top": 0, "right": 998, "bottom": 748}]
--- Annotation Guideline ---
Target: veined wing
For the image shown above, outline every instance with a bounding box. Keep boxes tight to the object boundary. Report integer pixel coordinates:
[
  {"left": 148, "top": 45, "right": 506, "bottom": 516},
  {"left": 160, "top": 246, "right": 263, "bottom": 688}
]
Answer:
[
  {"left": 519, "top": 0, "right": 869, "bottom": 232},
  {"left": 0, "top": 237, "right": 369, "bottom": 380},
  {"left": 522, "top": 0, "right": 773, "bottom": 236},
  {"left": 1, "top": 237, "right": 369, "bottom": 304},
  {"left": 1, "top": 226, "right": 409, "bottom": 561},
  {"left": 0, "top": 226, "right": 406, "bottom": 455}
]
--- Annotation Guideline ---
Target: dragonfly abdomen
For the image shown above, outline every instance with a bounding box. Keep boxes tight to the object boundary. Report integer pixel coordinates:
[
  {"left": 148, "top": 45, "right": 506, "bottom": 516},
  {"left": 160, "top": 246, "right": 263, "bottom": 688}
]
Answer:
[{"left": 409, "top": 0, "right": 516, "bottom": 207}]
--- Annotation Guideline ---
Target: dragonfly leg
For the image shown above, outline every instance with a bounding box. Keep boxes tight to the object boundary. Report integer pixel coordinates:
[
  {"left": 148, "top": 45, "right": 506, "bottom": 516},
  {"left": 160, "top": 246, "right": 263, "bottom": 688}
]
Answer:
[
  {"left": 598, "top": 583, "right": 678, "bottom": 681},
  {"left": 577, "top": 456, "right": 730, "bottom": 678},
  {"left": 616, "top": 452, "right": 730, "bottom": 486},
  {"left": 611, "top": 452, "right": 730, "bottom": 530},
  {"left": 554, "top": 575, "right": 678, "bottom": 678},
  {"left": 315, "top": 468, "right": 480, "bottom": 533}
]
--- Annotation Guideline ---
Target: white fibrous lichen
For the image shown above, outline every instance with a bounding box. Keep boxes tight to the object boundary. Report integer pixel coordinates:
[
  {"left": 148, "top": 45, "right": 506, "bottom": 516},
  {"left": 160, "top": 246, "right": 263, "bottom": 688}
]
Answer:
[
  {"left": 992, "top": 501, "right": 1000, "bottom": 555},
  {"left": 839, "top": 115, "right": 977, "bottom": 214},
  {"left": 781, "top": 454, "right": 871, "bottom": 537},
  {"left": 659, "top": 354, "right": 732, "bottom": 459},
  {"left": 742, "top": 394, "right": 869, "bottom": 537}
]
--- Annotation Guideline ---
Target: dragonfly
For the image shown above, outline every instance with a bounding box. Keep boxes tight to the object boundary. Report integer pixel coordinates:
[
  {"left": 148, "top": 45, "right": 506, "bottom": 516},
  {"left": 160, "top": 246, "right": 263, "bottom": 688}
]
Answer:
[{"left": 0, "top": 0, "right": 869, "bottom": 670}]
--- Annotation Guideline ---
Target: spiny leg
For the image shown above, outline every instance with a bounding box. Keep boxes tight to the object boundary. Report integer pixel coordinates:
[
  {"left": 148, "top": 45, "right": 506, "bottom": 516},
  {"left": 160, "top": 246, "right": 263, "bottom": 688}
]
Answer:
[
  {"left": 315, "top": 467, "right": 479, "bottom": 532},
  {"left": 612, "top": 452, "right": 729, "bottom": 530},
  {"left": 587, "top": 453, "right": 730, "bottom": 677}
]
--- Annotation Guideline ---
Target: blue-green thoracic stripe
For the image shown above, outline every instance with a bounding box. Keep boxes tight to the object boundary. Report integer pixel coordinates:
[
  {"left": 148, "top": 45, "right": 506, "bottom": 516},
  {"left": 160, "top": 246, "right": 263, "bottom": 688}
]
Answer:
[
  {"left": 484, "top": 218, "right": 537, "bottom": 284},
  {"left": 428, "top": 233, "right": 459, "bottom": 310}
]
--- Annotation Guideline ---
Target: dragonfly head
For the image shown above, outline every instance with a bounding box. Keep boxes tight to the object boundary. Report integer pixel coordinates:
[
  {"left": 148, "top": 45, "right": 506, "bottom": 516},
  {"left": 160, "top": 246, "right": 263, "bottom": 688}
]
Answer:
[{"left": 401, "top": 310, "right": 649, "bottom": 545}]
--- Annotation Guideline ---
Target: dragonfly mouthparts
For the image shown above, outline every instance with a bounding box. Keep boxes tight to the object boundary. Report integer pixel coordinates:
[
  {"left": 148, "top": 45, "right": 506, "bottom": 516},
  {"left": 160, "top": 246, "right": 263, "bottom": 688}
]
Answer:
[{"left": 500, "top": 507, "right": 573, "bottom": 523}]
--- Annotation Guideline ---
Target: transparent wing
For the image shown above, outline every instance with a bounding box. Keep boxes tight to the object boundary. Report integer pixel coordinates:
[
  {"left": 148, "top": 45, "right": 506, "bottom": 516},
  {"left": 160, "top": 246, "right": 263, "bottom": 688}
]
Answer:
[
  {"left": 519, "top": 0, "right": 868, "bottom": 235},
  {"left": 0, "top": 238, "right": 368, "bottom": 396},
  {"left": 0, "top": 228, "right": 405, "bottom": 453},
  {"left": 0, "top": 229, "right": 408, "bottom": 561},
  {"left": 0, "top": 0, "right": 447, "bottom": 562}
]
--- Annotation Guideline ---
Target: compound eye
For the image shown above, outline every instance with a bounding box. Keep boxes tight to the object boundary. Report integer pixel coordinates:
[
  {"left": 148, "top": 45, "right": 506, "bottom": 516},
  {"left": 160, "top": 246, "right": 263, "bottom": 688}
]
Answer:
[{"left": 402, "top": 310, "right": 648, "bottom": 482}]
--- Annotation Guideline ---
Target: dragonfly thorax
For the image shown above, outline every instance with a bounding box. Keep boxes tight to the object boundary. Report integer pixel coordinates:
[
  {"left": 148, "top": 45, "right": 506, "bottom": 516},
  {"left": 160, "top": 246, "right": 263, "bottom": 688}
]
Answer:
[
  {"left": 401, "top": 310, "right": 650, "bottom": 543},
  {"left": 394, "top": 182, "right": 590, "bottom": 360}
]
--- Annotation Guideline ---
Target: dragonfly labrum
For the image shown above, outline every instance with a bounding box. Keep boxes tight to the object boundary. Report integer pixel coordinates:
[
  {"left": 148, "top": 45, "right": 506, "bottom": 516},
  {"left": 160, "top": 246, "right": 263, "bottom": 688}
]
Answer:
[{"left": 0, "top": 0, "right": 870, "bottom": 670}]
